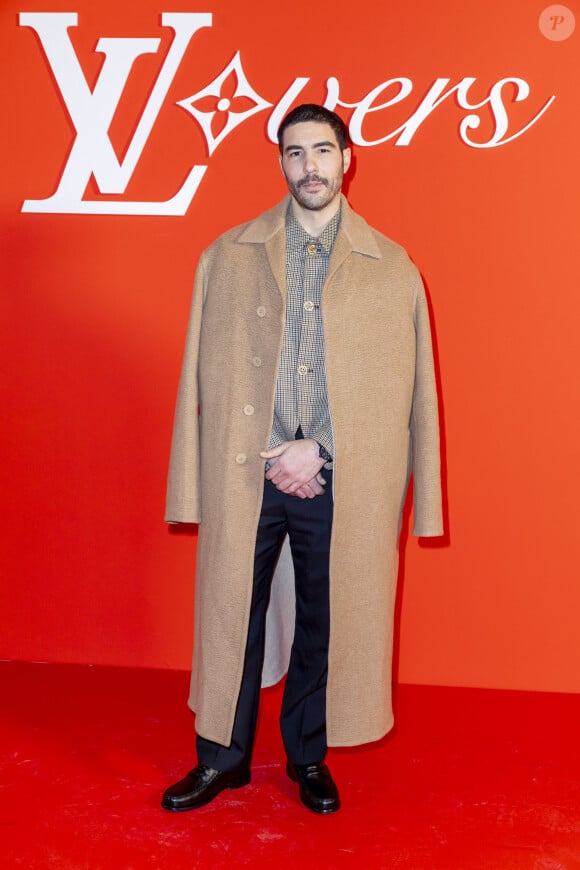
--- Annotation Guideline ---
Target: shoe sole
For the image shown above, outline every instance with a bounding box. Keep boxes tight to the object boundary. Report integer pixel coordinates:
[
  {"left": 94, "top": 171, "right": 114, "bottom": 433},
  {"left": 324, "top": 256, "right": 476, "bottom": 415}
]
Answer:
[{"left": 161, "top": 771, "right": 251, "bottom": 812}]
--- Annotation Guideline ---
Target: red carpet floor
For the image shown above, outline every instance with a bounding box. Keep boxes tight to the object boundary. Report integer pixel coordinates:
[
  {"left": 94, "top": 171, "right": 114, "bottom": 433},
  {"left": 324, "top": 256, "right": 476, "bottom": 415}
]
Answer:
[{"left": 0, "top": 661, "right": 578, "bottom": 869}]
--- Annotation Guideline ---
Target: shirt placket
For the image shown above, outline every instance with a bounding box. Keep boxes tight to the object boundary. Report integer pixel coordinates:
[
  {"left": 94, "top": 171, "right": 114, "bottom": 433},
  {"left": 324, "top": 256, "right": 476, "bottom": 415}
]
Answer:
[
  {"left": 286, "top": 245, "right": 304, "bottom": 436},
  {"left": 297, "top": 241, "right": 323, "bottom": 435}
]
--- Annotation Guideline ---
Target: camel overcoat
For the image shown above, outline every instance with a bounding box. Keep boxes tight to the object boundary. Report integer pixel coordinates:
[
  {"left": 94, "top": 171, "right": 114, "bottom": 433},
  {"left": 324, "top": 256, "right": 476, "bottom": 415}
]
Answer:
[{"left": 166, "top": 194, "right": 443, "bottom": 747}]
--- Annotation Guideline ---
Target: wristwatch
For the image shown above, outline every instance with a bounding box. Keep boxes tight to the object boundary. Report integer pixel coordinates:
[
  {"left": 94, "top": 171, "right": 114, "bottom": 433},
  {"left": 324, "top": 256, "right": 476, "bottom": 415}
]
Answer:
[{"left": 316, "top": 442, "right": 333, "bottom": 463}]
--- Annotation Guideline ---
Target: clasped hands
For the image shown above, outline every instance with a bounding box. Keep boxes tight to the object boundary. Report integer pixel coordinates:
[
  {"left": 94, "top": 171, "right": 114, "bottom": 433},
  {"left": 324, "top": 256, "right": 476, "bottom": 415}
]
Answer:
[{"left": 260, "top": 438, "right": 326, "bottom": 499}]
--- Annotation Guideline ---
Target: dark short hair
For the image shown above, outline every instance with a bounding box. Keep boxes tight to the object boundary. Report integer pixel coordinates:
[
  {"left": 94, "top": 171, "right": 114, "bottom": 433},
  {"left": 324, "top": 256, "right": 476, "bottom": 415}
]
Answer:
[{"left": 277, "top": 104, "right": 350, "bottom": 153}]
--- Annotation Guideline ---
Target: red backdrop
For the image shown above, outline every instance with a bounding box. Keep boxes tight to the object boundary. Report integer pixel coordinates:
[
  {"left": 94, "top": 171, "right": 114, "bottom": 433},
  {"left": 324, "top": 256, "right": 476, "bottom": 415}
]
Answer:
[{"left": 2, "top": 0, "right": 579, "bottom": 693}]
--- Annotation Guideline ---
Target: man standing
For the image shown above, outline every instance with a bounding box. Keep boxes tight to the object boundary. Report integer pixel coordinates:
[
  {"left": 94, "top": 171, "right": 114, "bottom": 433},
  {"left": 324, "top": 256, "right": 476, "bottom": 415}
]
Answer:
[{"left": 162, "top": 104, "right": 443, "bottom": 814}]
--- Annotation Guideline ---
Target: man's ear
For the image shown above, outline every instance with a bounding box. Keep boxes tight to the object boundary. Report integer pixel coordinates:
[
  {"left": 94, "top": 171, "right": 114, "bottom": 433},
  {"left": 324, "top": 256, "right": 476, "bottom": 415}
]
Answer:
[{"left": 342, "top": 147, "right": 352, "bottom": 174}]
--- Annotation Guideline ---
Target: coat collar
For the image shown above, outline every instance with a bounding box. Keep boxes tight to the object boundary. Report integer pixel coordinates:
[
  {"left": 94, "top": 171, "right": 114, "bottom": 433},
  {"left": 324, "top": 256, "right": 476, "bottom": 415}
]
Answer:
[
  {"left": 235, "top": 194, "right": 382, "bottom": 261},
  {"left": 235, "top": 194, "right": 381, "bottom": 299}
]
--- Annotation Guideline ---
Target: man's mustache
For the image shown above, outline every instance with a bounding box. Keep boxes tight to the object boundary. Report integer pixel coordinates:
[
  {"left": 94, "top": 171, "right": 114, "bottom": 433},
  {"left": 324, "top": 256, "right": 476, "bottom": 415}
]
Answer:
[{"left": 297, "top": 175, "right": 329, "bottom": 188}]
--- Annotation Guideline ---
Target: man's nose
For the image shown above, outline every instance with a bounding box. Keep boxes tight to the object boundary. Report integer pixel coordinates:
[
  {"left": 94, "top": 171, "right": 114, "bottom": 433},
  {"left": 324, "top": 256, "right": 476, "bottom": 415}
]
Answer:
[{"left": 303, "top": 152, "right": 318, "bottom": 174}]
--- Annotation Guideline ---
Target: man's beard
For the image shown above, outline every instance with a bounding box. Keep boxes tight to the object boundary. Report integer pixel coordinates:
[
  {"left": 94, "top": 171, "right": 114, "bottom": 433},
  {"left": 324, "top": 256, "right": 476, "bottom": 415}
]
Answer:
[{"left": 285, "top": 172, "right": 343, "bottom": 211}]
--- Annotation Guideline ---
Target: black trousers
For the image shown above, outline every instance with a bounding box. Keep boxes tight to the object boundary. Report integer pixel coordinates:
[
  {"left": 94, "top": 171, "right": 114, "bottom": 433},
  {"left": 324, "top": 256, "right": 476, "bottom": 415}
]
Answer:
[{"left": 196, "top": 471, "right": 333, "bottom": 771}]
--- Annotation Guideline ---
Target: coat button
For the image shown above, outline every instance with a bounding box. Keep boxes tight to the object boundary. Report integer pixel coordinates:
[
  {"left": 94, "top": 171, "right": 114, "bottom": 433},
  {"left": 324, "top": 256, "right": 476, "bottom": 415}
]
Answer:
[
  {"left": 304, "top": 300, "right": 314, "bottom": 312},
  {"left": 297, "top": 364, "right": 308, "bottom": 375},
  {"left": 307, "top": 243, "right": 317, "bottom": 255},
  {"left": 257, "top": 306, "right": 266, "bottom": 317},
  {"left": 243, "top": 405, "right": 255, "bottom": 415},
  {"left": 235, "top": 453, "right": 247, "bottom": 464},
  {"left": 252, "top": 356, "right": 262, "bottom": 367}
]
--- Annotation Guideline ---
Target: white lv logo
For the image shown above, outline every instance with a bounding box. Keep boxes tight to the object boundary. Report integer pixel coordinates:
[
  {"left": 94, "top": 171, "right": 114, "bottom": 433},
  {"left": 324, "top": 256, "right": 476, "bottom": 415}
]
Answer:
[{"left": 19, "top": 12, "right": 212, "bottom": 215}]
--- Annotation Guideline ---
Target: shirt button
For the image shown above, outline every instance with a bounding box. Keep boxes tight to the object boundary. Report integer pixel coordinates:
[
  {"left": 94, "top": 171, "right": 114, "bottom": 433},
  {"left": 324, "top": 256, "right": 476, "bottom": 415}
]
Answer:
[
  {"left": 235, "top": 453, "right": 247, "bottom": 465},
  {"left": 304, "top": 300, "right": 314, "bottom": 312},
  {"left": 297, "top": 365, "right": 308, "bottom": 375},
  {"left": 257, "top": 306, "right": 266, "bottom": 317},
  {"left": 252, "top": 356, "right": 262, "bottom": 367},
  {"left": 243, "top": 404, "right": 255, "bottom": 415},
  {"left": 307, "top": 243, "right": 317, "bottom": 255}
]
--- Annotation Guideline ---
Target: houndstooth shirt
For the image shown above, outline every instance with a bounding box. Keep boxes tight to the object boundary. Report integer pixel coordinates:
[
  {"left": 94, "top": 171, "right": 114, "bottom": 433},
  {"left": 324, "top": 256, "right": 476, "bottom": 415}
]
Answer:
[{"left": 268, "top": 204, "right": 341, "bottom": 459}]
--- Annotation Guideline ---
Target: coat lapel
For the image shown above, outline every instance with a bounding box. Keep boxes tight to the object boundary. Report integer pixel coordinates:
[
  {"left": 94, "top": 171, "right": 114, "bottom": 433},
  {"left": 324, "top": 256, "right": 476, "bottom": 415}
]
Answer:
[
  {"left": 236, "top": 197, "right": 288, "bottom": 299},
  {"left": 264, "top": 231, "right": 286, "bottom": 300},
  {"left": 325, "top": 195, "right": 382, "bottom": 292}
]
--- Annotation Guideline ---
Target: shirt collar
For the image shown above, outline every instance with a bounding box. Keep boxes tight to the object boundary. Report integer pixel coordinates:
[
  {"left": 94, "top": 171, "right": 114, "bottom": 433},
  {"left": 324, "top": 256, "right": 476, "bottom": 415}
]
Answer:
[{"left": 286, "top": 201, "right": 342, "bottom": 254}]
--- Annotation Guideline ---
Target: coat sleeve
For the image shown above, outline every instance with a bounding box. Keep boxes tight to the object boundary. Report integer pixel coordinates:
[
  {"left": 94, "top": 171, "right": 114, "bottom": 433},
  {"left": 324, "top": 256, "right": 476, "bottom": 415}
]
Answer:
[
  {"left": 164, "top": 255, "right": 206, "bottom": 524},
  {"left": 411, "top": 277, "right": 444, "bottom": 537}
]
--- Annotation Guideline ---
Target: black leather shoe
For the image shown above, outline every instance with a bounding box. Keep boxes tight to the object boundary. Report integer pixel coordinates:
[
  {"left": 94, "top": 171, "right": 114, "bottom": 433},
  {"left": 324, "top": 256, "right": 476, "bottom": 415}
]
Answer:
[
  {"left": 161, "top": 763, "right": 251, "bottom": 812},
  {"left": 286, "top": 761, "right": 340, "bottom": 814}
]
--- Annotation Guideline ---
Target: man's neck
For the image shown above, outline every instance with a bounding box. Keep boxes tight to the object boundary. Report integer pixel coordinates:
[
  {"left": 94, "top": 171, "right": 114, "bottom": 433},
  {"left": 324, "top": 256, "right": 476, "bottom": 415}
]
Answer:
[{"left": 290, "top": 196, "right": 341, "bottom": 238}]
